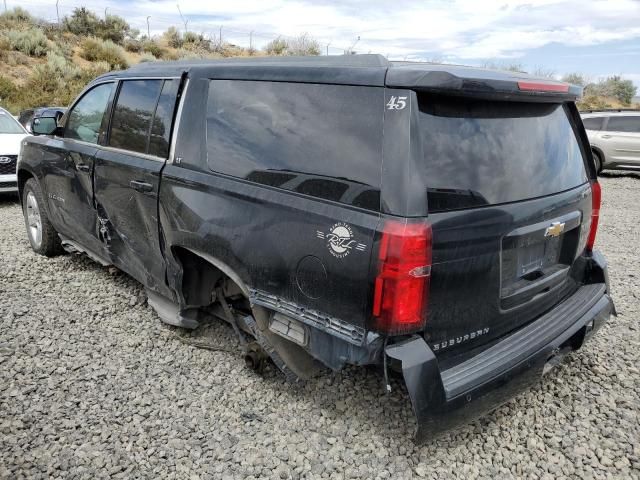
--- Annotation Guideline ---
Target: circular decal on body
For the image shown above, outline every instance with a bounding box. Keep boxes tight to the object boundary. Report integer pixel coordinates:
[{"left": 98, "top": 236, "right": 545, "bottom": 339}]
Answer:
[
  {"left": 327, "top": 223, "right": 355, "bottom": 258},
  {"left": 315, "top": 223, "right": 367, "bottom": 259}
]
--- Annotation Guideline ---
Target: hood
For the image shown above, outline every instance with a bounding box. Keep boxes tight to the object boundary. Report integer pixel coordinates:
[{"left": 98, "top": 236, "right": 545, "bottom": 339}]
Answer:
[{"left": 0, "top": 134, "right": 29, "bottom": 155}]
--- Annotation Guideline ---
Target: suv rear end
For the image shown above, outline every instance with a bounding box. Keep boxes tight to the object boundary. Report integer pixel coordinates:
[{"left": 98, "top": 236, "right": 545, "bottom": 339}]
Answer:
[{"left": 374, "top": 67, "right": 613, "bottom": 441}]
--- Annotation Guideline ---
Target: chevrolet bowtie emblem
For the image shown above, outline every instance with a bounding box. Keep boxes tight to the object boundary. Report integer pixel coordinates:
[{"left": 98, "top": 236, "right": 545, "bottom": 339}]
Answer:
[{"left": 545, "top": 222, "right": 565, "bottom": 237}]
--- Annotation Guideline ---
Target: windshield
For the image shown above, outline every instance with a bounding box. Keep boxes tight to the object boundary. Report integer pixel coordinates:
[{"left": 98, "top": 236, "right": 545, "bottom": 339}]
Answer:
[
  {"left": 0, "top": 111, "right": 26, "bottom": 134},
  {"left": 417, "top": 95, "right": 589, "bottom": 212}
]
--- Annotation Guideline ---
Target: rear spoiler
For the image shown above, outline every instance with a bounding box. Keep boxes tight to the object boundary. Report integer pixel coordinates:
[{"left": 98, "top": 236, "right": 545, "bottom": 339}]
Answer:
[{"left": 386, "top": 68, "right": 582, "bottom": 103}]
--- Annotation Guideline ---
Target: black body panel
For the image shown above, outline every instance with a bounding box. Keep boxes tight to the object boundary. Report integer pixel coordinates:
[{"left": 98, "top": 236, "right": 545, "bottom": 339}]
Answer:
[
  {"left": 425, "top": 184, "right": 592, "bottom": 357},
  {"left": 160, "top": 165, "right": 380, "bottom": 327}
]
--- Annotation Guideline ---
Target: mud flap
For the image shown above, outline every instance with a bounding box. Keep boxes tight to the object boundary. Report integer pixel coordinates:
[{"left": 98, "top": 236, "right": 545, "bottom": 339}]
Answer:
[{"left": 385, "top": 336, "right": 446, "bottom": 445}]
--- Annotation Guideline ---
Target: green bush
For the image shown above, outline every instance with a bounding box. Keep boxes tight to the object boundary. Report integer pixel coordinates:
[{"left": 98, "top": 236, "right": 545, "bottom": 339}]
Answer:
[
  {"left": 0, "top": 76, "right": 17, "bottom": 101},
  {"left": 124, "top": 38, "right": 142, "bottom": 53},
  {"left": 6, "top": 28, "right": 49, "bottom": 57},
  {"left": 264, "top": 37, "right": 287, "bottom": 56},
  {"left": 262, "top": 34, "right": 320, "bottom": 56},
  {"left": 64, "top": 8, "right": 130, "bottom": 45},
  {"left": 163, "top": 27, "right": 183, "bottom": 49},
  {"left": 63, "top": 7, "right": 100, "bottom": 36},
  {"left": 96, "top": 14, "right": 131, "bottom": 44},
  {"left": 142, "top": 40, "right": 168, "bottom": 59},
  {"left": 0, "top": 7, "right": 34, "bottom": 29},
  {"left": 81, "top": 38, "right": 128, "bottom": 70}
]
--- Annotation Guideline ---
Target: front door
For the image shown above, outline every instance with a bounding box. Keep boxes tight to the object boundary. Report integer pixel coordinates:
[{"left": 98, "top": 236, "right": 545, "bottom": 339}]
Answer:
[{"left": 43, "top": 82, "right": 115, "bottom": 254}]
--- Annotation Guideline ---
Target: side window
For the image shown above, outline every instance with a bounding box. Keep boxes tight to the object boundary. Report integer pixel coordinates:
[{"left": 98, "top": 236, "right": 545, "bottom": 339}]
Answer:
[
  {"left": 65, "top": 83, "right": 114, "bottom": 144},
  {"left": 148, "top": 80, "right": 180, "bottom": 158},
  {"left": 206, "top": 80, "right": 383, "bottom": 210},
  {"left": 109, "top": 80, "right": 163, "bottom": 154},
  {"left": 605, "top": 116, "right": 640, "bottom": 133},
  {"left": 582, "top": 117, "right": 604, "bottom": 131}
]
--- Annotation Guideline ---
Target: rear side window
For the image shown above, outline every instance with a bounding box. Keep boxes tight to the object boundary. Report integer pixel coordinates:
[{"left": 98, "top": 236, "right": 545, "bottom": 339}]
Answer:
[
  {"left": 605, "top": 116, "right": 640, "bottom": 133},
  {"left": 582, "top": 117, "right": 604, "bottom": 131},
  {"left": 417, "top": 95, "right": 589, "bottom": 212},
  {"left": 109, "top": 80, "right": 163, "bottom": 154},
  {"left": 206, "top": 80, "right": 383, "bottom": 209},
  {"left": 149, "top": 80, "right": 180, "bottom": 158}
]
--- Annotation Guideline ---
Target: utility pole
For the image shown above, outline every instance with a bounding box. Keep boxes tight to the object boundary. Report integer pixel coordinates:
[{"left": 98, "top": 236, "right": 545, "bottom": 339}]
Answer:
[
  {"left": 177, "top": 3, "right": 188, "bottom": 33},
  {"left": 104, "top": 7, "right": 108, "bottom": 19},
  {"left": 146, "top": 16, "right": 151, "bottom": 39},
  {"left": 3, "top": 0, "right": 7, "bottom": 13},
  {"left": 55, "top": 0, "right": 60, "bottom": 28},
  {"left": 249, "top": 30, "right": 254, "bottom": 53},
  {"left": 219, "top": 25, "right": 223, "bottom": 47},
  {"left": 326, "top": 42, "right": 331, "bottom": 56},
  {"left": 347, "top": 35, "right": 360, "bottom": 55}
]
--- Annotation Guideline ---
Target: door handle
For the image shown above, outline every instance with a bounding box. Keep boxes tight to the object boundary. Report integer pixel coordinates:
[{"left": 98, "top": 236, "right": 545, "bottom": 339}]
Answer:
[
  {"left": 601, "top": 134, "right": 612, "bottom": 139},
  {"left": 76, "top": 163, "right": 90, "bottom": 172},
  {"left": 129, "top": 180, "right": 153, "bottom": 193}
]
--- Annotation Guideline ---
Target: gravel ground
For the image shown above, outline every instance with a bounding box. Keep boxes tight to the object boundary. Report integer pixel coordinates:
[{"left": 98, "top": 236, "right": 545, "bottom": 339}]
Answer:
[{"left": 1, "top": 173, "right": 639, "bottom": 480}]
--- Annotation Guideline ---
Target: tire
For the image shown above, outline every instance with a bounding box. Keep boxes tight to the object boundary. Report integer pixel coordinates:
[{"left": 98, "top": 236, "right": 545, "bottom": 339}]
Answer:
[
  {"left": 22, "top": 178, "right": 63, "bottom": 257},
  {"left": 592, "top": 150, "right": 603, "bottom": 175}
]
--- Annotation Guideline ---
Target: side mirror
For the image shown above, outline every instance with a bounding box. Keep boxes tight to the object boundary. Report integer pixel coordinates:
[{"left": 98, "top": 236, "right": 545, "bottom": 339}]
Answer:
[{"left": 31, "top": 116, "right": 59, "bottom": 136}]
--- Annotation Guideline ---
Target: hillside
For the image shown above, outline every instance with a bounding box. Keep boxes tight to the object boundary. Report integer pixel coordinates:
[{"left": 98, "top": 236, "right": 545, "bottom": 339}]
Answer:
[{"left": 0, "top": 7, "right": 318, "bottom": 114}]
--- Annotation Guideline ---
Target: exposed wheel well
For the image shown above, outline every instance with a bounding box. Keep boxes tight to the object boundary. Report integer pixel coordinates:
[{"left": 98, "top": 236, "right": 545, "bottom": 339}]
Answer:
[{"left": 170, "top": 246, "right": 248, "bottom": 307}]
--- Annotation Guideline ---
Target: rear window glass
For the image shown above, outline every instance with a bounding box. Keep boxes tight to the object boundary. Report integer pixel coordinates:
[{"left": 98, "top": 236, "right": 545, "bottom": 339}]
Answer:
[
  {"left": 417, "top": 96, "right": 588, "bottom": 212},
  {"left": 605, "top": 116, "right": 640, "bottom": 133},
  {"left": 582, "top": 117, "right": 604, "bottom": 131}
]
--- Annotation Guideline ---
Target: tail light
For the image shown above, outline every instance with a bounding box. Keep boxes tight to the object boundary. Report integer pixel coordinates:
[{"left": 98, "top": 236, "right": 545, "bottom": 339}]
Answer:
[
  {"left": 372, "top": 220, "right": 432, "bottom": 335},
  {"left": 586, "top": 180, "right": 601, "bottom": 251}
]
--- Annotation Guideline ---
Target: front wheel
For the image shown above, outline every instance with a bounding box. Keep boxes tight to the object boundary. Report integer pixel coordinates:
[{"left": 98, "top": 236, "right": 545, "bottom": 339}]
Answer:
[{"left": 22, "top": 178, "right": 62, "bottom": 256}]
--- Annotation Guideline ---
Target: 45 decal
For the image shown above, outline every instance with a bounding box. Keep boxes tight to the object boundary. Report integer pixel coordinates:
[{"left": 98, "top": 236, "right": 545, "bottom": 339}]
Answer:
[{"left": 386, "top": 95, "right": 408, "bottom": 110}]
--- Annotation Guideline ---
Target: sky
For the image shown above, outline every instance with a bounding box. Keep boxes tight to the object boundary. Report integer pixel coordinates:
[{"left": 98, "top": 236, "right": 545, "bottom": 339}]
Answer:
[{"left": 18, "top": 0, "right": 640, "bottom": 87}]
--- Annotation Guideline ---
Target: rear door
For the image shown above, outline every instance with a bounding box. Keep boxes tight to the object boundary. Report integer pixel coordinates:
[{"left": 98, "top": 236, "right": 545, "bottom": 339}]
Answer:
[
  {"left": 408, "top": 94, "right": 592, "bottom": 357},
  {"left": 600, "top": 116, "right": 640, "bottom": 166},
  {"left": 93, "top": 78, "right": 181, "bottom": 296}
]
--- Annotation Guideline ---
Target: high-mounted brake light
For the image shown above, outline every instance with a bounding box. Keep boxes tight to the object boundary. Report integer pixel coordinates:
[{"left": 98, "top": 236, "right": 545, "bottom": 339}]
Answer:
[
  {"left": 517, "top": 80, "right": 569, "bottom": 93},
  {"left": 586, "top": 181, "right": 601, "bottom": 251},
  {"left": 372, "top": 220, "right": 432, "bottom": 335}
]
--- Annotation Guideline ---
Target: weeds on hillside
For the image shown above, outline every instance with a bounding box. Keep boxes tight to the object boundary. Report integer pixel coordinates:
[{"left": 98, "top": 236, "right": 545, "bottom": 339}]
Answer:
[{"left": 80, "top": 38, "right": 128, "bottom": 69}]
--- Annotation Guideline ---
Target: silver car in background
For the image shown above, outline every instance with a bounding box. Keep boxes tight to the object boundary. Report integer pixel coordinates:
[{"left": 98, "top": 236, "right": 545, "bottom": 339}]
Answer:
[
  {"left": 0, "top": 107, "right": 29, "bottom": 193},
  {"left": 582, "top": 110, "right": 640, "bottom": 174}
]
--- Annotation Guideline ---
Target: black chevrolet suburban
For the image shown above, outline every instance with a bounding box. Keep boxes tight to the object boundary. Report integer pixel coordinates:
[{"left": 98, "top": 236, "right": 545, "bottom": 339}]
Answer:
[{"left": 17, "top": 55, "right": 614, "bottom": 442}]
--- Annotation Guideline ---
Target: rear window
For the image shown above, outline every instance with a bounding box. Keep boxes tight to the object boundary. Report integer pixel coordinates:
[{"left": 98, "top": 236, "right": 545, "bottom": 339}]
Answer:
[{"left": 417, "top": 96, "right": 588, "bottom": 212}]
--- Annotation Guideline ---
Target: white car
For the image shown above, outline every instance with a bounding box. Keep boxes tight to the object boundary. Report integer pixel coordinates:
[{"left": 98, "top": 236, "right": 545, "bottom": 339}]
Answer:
[
  {"left": 582, "top": 110, "right": 640, "bottom": 174},
  {"left": 0, "top": 107, "right": 29, "bottom": 193}
]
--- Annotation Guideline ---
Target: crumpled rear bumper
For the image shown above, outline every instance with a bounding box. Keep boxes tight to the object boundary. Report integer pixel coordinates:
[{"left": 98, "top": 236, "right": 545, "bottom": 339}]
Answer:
[{"left": 386, "top": 254, "right": 614, "bottom": 444}]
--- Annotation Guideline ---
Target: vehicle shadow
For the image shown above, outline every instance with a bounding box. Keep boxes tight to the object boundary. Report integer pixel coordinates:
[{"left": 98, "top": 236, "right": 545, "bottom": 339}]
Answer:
[
  {"left": 600, "top": 171, "right": 640, "bottom": 180},
  {"left": 0, "top": 192, "right": 19, "bottom": 205}
]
